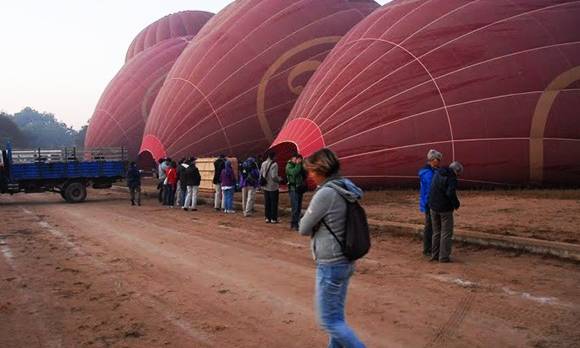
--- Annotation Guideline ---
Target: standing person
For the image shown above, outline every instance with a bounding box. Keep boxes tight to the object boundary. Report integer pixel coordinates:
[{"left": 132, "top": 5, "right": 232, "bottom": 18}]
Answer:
[
  {"left": 164, "top": 161, "right": 178, "bottom": 207},
  {"left": 286, "top": 153, "right": 307, "bottom": 230},
  {"left": 126, "top": 162, "right": 141, "bottom": 206},
  {"left": 220, "top": 160, "right": 236, "bottom": 213},
  {"left": 213, "top": 154, "right": 226, "bottom": 211},
  {"left": 175, "top": 158, "right": 187, "bottom": 207},
  {"left": 298, "top": 148, "right": 366, "bottom": 348},
  {"left": 260, "top": 152, "right": 281, "bottom": 223},
  {"left": 429, "top": 161, "right": 463, "bottom": 263},
  {"left": 183, "top": 158, "right": 201, "bottom": 211},
  {"left": 157, "top": 158, "right": 168, "bottom": 203},
  {"left": 240, "top": 157, "right": 260, "bottom": 217},
  {"left": 418, "top": 149, "right": 443, "bottom": 256}
]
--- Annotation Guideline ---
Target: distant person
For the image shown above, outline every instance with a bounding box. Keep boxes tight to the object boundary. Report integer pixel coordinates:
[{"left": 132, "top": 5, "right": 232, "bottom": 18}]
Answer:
[
  {"left": 163, "top": 161, "right": 178, "bottom": 207},
  {"left": 261, "top": 152, "right": 281, "bottom": 223},
  {"left": 298, "top": 148, "right": 366, "bottom": 348},
  {"left": 183, "top": 157, "right": 201, "bottom": 211},
  {"left": 220, "top": 160, "right": 237, "bottom": 213},
  {"left": 240, "top": 157, "right": 260, "bottom": 217},
  {"left": 175, "top": 158, "right": 187, "bottom": 207},
  {"left": 157, "top": 158, "right": 168, "bottom": 203},
  {"left": 418, "top": 149, "right": 443, "bottom": 256},
  {"left": 286, "top": 153, "right": 307, "bottom": 230},
  {"left": 126, "top": 162, "right": 142, "bottom": 206},
  {"left": 213, "top": 154, "right": 226, "bottom": 211},
  {"left": 429, "top": 161, "right": 463, "bottom": 263}
]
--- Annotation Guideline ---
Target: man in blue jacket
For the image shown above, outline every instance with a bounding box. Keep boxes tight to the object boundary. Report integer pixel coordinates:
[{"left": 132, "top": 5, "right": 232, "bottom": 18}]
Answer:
[{"left": 418, "top": 149, "right": 442, "bottom": 256}]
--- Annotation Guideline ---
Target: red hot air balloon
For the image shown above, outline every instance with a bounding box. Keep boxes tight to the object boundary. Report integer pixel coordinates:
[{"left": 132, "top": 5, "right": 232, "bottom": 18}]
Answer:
[
  {"left": 140, "top": 0, "right": 379, "bottom": 162},
  {"left": 125, "top": 11, "right": 214, "bottom": 62},
  {"left": 85, "top": 12, "right": 214, "bottom": 159},
  {"left": 272, "top": 0, "right": 580, "bottom": 187}
]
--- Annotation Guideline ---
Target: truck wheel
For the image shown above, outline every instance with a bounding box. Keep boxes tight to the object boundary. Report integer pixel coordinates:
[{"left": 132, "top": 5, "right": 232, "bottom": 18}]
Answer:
[{"left": 63, "top": 182, "right": 87, "bottom": 203}]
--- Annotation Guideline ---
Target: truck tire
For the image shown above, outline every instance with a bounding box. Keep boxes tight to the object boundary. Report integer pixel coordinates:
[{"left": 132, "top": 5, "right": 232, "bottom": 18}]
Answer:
[{"left": 63, "top": 182, "right": 87, "bottom": 203}]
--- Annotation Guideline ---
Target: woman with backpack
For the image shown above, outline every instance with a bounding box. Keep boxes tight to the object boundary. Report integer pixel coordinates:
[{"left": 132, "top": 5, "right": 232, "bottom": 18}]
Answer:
[
  {"left": 220, "top": 160, "right": 237, "bottom": 214},
  {"left": 240, "top": 157, "right": 260, "bottom": 217},
  {"left": 299, "top": 148, "right": 366, "bottom": 348}
]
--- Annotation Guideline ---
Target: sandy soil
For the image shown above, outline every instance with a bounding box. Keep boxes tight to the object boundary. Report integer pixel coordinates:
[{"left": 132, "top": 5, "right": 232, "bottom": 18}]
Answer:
[{"left": 1, "top": 189, "right": 579, "bottom": 348}]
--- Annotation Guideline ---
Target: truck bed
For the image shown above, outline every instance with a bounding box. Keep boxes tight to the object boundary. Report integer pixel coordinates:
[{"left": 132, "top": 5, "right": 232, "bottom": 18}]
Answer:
[{"left": 10, "top": 161, "right": 125, "bottom": 181}]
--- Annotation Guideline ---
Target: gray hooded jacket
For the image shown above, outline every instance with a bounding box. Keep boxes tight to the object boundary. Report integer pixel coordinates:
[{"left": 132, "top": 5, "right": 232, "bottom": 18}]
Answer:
[{"left": 298, "top": 177, "right": 363, "bottom": 264}]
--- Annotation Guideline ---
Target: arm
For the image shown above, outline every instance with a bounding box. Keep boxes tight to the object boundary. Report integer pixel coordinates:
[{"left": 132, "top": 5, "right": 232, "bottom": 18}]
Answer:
[
  {"left": 446, "top": 176, "right": 460, "bottom": 210},
  {"left": 298, "top": 188, "right": 333, "bottom": 236}
]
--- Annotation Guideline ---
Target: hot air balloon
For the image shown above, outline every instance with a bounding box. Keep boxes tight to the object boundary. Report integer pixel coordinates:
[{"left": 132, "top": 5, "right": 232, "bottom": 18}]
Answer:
[
  {"left": 272, "top": 0, "right": 580, "bottom": 187},
  {"left": 85, "top": 11, "right": 214, "bottom": 159},
  {"left": 140, "top": 0, "right": 379, "bottom": 161}
]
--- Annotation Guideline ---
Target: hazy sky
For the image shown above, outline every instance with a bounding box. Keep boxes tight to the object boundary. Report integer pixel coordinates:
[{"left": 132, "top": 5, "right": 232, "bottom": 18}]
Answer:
[{"left": 0, "top": 0, "right": 391, "bottom": 129}]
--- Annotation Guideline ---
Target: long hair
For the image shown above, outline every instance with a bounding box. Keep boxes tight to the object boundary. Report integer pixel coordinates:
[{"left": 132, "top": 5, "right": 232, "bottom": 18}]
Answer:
[{"left": 304, "top": 148, "right": 340, "bottom": 179}]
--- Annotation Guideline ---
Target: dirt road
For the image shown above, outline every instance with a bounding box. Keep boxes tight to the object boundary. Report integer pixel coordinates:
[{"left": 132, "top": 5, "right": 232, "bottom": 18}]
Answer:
[{"left": 1, "top": 190, "right": 579, "bottom": 347}]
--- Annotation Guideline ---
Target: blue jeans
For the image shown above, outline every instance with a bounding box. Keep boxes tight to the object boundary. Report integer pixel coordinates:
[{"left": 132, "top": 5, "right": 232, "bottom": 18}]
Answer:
[
  {"left": 223, "top": 188, "right": 234, "bottom": 211},
  {"left": 316, "top": 261, "right": 365, "bottom": 348},
  {"left": 163, "top": 185, "right": 174, "bottom": 206},
  {"left": 289, "top": 189, "right": 303, "bottom": 228}
]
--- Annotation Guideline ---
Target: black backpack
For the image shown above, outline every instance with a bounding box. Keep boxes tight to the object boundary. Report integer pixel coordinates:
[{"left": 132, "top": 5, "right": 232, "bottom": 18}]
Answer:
[{"left": 321, "top": 187, "right": 371, "bottom": 261}]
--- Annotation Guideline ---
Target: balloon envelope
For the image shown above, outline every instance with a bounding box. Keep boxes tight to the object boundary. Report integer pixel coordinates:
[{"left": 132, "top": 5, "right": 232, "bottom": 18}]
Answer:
[
  {"left": 140, "top": 0, "right": 379, "bottom": 161},
  {"left": 272, "top": 0, "right": 580, "bottom": 187}
]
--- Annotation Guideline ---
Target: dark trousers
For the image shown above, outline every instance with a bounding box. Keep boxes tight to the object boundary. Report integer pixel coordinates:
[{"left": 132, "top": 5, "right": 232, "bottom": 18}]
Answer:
[
  {"left": 264, "top": 190, "right": 279, "bottom": 222},
  {"left": 157, "top": 180, "right": 164, "bottom": 203},
  {"left": 431, "top": 210, "right": 454, "bottom": 260},
  {"left": 163, "top": 184, "right": 175, "bottom": 206},
  {"left": 423, "top": 210, "right": 433, "bottom": 255},
  {"left": 289, "top": 189, "right": 303, "bottom": 228},
  {"left": 129, "top": 186, "right": 141, "bottom": 205}
]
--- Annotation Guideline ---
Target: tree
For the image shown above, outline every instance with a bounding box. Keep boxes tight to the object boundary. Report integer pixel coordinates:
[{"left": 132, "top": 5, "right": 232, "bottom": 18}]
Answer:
[
  {"left": 12, "top": 107, "right": 78, "bottom": 148},
  {"left": 0, "top": 112, "right": 28, "bottom": 147}
]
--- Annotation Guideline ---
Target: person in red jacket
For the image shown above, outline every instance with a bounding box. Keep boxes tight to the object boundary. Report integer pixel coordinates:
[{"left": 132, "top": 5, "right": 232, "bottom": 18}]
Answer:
[{"left": 163, "top": 161, "right": 178, "bottom": 207}]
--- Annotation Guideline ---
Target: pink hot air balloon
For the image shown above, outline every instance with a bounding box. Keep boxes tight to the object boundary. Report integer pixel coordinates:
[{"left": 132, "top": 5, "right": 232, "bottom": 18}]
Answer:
[
  {"left": 125, "top": 10, "right": 214, "bottom": 62},
  {"left": 272, "top": 0, "right": 580, "bottom": 187},
  {"left": 85, "top": 11, "right": 214, "bottom": 159},
  {"left": 140, "top": 0, "right": 379, "bottom": 161}
]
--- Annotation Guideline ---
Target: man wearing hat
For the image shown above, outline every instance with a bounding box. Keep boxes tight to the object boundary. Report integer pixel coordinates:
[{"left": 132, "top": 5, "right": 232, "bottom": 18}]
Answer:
[{"left": 418, "top": 149, "right": 443, "bottom": 256}]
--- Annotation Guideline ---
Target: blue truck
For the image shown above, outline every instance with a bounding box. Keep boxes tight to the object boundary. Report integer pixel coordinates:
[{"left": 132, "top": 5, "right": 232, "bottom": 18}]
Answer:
[{"left": 0, "top": 143, "right": 127, "bottom": 203}]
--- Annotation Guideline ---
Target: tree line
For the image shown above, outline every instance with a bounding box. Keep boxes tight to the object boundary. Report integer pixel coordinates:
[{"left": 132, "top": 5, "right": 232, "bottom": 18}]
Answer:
[{"left": 0, "top": 107, "right": 87, "bottom": 149}]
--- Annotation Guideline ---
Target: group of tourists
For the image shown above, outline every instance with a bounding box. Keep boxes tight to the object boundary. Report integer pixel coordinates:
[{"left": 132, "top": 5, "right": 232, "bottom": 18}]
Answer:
[{"left": 125, "top": 147, "right": 463, "bottom": 347}]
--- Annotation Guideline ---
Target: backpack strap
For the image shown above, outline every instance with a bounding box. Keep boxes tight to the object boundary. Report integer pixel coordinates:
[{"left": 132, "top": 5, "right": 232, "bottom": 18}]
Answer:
[{"left": 321, "top": 219, "right": 345, "bottom": 250}]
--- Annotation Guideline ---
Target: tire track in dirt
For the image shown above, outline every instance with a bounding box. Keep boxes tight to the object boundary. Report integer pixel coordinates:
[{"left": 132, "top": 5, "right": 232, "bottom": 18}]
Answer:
[{"left": 425, "top": 291, "right": 476, "bottom": 348}]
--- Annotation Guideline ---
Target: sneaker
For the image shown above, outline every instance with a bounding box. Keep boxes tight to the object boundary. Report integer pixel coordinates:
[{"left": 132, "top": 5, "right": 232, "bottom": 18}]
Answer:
[
  {"left": 131, "top": 201, "right": 135, "bottom": 206},
  {"left": 215, "top": 208, "right": 221, "bottom": 212},
  {"left": 439, "top": 258, "right": 452, "bottom": 263},
  {"left": 183, "top": 208, "right": 188, "bottom": 211},
  {"left": 192, "top": 208, "right": 198, "bottom": 211},
  {"left": 271, "top": 220, "right": 279, "bottom": 224},
  {"left": 265, "top": 219, "right": 271, "bottom": 224}
]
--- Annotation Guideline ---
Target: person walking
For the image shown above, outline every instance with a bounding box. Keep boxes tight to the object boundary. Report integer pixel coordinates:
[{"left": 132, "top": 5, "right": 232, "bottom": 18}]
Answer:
[
  {"left": 261, "top": 152, "right": 281, "bottom": 223},
  {"left": 220, "top": 160, "right": 236, "bottom": 213},
  {"left": 213, "top": 154, "right": 226, "bottom": 211},
  {"left": 298, "top": 148, "right": 366, "bottom": 348},
  {"left": 418, "top": 149, "right": 443, "bottom": 256},
  {"left": 126, "top": 162, "right": 141, "bottom": 206},
  {"left": 429, "top": 161, "right": 463, "bottom": 263},
  {"left": 163, "top": 161, "right": 178, "bottom": 207},
  {"left": 183, "top": 158, "right": 201, "bottom": 211},
  {"left": 240, "top": 157, "right": 260, "bottom": 217},
  {"left": 286, "top": 153, "right": 307, "bottom": 230}
]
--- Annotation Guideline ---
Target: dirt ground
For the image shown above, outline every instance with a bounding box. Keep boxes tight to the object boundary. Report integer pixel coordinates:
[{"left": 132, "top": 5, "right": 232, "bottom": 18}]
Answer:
[{"left": 1, "top": 189, "right": 579, "bottom": 348}]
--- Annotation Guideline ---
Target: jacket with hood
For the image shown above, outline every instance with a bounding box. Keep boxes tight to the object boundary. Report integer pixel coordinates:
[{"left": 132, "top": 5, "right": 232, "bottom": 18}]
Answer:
[
  {"left": 220, "top": 162, "right": 236, "bottom": 188},
  {"left": 299, "top": 176, "right": 363, "bottom": 264},
  {"left": 286, "top": 161, "right": 306, "bottom": 190},
  {"left": 126, "top": 165, "right": 141, "bottom": 188},
  {"left": 418, "top": 164, "right": 436, "bottom": 213},
  {"left": 183, "top": 164, "right": 201, "bottom": 186},
  {"left": 428, "top": 167, "right": 460, "bottom": 213},
  {"left": 213, "top": 158, "right": 225, "bottom": 184},
  {"left": 240, "top": 158, "right": 260, "bottom": 188}
]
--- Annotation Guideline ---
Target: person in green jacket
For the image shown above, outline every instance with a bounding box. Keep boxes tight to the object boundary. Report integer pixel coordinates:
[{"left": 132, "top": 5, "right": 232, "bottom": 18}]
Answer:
[{"left": 286, "top": 153, "right": 307, "bottom": 230}]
